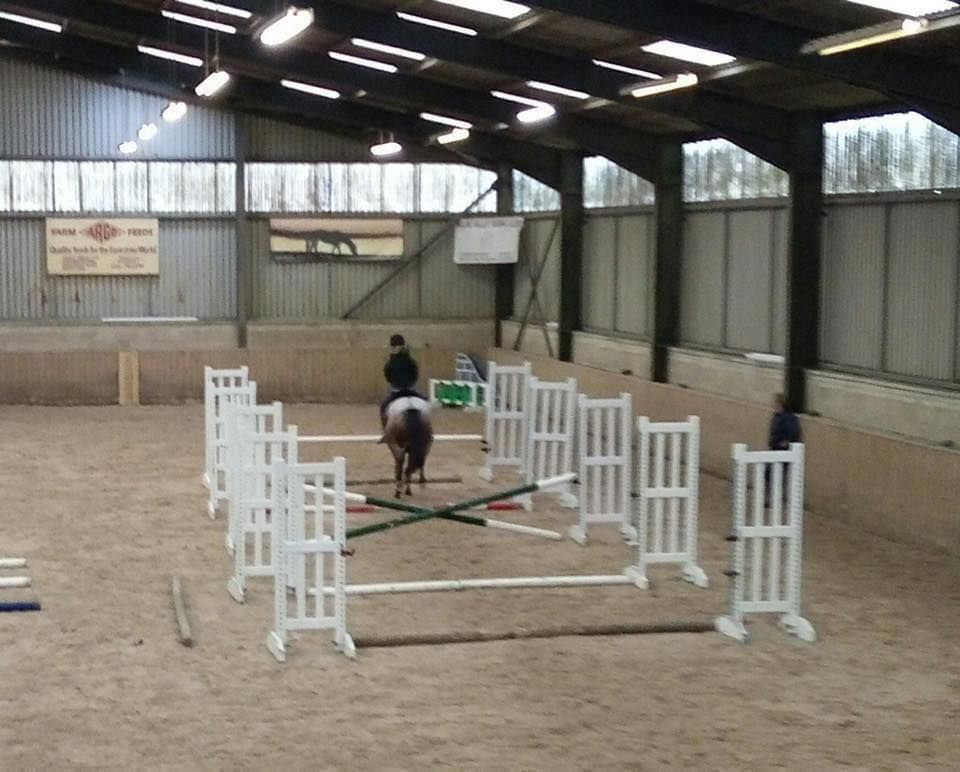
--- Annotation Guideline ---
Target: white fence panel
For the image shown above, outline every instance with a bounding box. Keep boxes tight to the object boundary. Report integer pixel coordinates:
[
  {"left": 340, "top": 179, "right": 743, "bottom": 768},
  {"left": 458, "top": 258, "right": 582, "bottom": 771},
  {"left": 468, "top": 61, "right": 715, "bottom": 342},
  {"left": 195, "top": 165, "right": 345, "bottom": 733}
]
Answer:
[{"left": 715, "top": 443, "right": 815, "bottom": 643}]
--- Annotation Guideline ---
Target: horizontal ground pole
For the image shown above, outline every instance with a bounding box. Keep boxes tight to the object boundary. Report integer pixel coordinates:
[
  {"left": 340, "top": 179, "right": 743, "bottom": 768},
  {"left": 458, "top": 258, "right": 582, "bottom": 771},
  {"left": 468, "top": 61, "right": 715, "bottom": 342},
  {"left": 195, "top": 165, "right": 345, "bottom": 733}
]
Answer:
[
  {"left": 0, "top": 558, "right": 27, "bottom": 569},
  {"left": 353, "top": 620, "right": 716, "bottom": 649},
  {"left": 299, "top": 434, "right": 482, "bottom": 443},
  {"left": 0, "top": 576, "right": 31, "bottom": 589},
  {"left": 0, "top": 601, "right": 41, "bottom": 613},
  {"left": 313, "top": 574, "right": 635, "bottom": 596}
]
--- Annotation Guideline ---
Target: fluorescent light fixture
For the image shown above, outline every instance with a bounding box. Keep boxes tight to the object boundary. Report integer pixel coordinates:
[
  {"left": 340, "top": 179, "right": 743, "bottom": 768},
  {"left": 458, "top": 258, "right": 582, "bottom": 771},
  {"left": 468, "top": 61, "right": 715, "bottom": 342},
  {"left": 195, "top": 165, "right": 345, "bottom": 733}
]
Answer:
[
  {"left": 803, "top": 17, "right": 930, "bottom": 55},
  {"left": 592, "top": 59, "right": 661, "bottom": 80},
  {"left": 845, "top": 0, "right": 957, "bottom": 15},
  {"left": 329, "top": 51, "right": 398, "bottom": 73},
  {"left": 370, "top": 140, "right": 403, "bottom": 157},
  {"left": 137, "top": 123, "right": 158, "bottom": 141},
  {"left": 434, "top": 0, "right": 530, "bottom": 20},
  {"left": 396, "top": 11, "right": 478, "bottom": 36},
  {"left": 641, "top": 40, "right": 736, "bottom": 67},
  {"left": 118, "top": 140, "right": 138, "bottom": 155},
  {"left": 162, "top": 101, "right": 188, "bottom": 122},
  {"left": 628, "top": 72, "right": 699, "bottom": 98},
  {"left": 526, "top": 80, "right": 590, "bottom": 99},
  {"left": 175, "top": 0, "right": 252, "bottom": 19},
  {"left": 437, "top": 127, "right": 471, "bottom": 144},
  {"left": 490, "top": 90, "right": 545, "bottom": 107},
  {"left": 195, "top": 69, "right": 230, "bottom": 97},
  {"left": 137, "top": 45, "right": 203, "bottom": 67},
  {"left": 516, "top": 104, "right": 556, "bottom": 124},
  {"left": 281, "top": 79, "right": 341, "bottom": 99},
  {"left": 259, "top": 6, "right": 313, "bottom": 47},
  {"left": 0, "top": 11, "right": 62, "bottom": 33},
  {"left": 351, "top": 38, "right": 426, "bottom": 61},
  {"left": 492, "top": 90, "right": 556, "bottom": 121},
  {"left": 161, "top": 10, "right": 238, "bottom": 34},
  {"left": 420, "top": 112, "right": 473, "bottom": 129}
]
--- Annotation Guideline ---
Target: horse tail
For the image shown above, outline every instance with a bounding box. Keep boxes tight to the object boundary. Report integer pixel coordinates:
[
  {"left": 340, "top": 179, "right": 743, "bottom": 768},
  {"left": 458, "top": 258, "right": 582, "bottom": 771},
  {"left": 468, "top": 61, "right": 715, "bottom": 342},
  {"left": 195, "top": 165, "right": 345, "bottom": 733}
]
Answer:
[{"left": 404, "top": 408, "right": 429, "bottom": 472}]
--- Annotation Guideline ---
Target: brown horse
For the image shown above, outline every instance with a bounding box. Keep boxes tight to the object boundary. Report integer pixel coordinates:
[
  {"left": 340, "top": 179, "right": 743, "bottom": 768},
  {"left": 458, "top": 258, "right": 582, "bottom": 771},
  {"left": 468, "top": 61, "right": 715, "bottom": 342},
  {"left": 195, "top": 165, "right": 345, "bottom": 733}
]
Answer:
[{"left": 382, "top": 403, "right": 434, "bottom": 497}]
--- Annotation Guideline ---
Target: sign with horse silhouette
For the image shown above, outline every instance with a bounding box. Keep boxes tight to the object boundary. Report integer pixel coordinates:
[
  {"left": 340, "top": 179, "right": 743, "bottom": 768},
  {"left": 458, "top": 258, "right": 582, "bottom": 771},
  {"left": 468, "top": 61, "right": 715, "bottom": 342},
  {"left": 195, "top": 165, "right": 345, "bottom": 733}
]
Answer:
[{"left": 269, "top": 218, "right": 405, "bottom": 262}]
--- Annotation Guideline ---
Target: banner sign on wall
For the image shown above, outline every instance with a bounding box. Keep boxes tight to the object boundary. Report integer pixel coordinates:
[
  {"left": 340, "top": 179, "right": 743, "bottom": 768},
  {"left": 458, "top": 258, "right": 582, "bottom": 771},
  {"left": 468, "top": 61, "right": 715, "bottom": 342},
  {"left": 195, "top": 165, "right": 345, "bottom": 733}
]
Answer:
[
  {"left": 46, "top": 218, "right": 159, "bottom": 276},
  {"left": 269, "top": 218, "right": 405, "bottom": 262},
  {"left": 453, "top": 216, "right": 524, "bottom": 265}
]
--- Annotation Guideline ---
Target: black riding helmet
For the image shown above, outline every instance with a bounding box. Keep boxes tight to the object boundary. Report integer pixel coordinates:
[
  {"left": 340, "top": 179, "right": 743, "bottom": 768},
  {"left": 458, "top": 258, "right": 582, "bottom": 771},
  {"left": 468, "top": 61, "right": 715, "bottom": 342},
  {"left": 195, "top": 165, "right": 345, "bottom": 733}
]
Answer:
[{"left": 389, "top": 333, "right": 406, "bottom": 348}]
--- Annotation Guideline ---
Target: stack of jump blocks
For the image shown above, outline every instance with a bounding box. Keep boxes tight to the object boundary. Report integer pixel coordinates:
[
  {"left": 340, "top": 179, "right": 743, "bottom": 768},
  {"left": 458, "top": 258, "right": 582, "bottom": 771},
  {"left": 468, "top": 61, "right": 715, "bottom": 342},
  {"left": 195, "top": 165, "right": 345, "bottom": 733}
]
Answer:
[{"left": 429, "top": 353, "right": 487, "bottom": 409}]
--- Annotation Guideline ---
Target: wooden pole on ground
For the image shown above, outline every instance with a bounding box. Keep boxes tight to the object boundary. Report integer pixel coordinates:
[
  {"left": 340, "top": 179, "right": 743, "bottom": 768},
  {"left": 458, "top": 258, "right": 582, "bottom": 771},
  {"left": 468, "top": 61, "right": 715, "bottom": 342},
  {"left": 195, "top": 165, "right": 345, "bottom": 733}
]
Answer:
[
  {"left": 353, "top": 620, "right": 716, "bottom": 649},
  {"left": 171, "top": 576, "right": 194, "bottom": 648}
]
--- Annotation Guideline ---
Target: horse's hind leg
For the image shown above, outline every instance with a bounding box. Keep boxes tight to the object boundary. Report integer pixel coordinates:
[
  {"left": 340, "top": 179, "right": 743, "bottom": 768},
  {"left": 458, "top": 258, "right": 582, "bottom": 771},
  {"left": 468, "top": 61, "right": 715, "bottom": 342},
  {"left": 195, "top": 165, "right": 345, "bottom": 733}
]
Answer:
[
  {"left": 393, "top": 453, "right": 404, "bottom": 498},
  {"left": 404, "top": 456, "right": 413, "bottom": 496},
  {"left": 419, "top": 437, "right": 433, "bottom": 486}
]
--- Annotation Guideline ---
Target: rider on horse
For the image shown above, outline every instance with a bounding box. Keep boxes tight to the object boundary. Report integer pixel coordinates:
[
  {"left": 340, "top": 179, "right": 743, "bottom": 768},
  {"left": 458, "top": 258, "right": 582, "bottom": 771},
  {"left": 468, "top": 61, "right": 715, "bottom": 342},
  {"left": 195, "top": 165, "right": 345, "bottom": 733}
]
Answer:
[
  {"left": 380, "top": 334, "right": 426, "bottom": 430},
  {"left": 379, "top": 335, "right": 433, "bottom": 494}
]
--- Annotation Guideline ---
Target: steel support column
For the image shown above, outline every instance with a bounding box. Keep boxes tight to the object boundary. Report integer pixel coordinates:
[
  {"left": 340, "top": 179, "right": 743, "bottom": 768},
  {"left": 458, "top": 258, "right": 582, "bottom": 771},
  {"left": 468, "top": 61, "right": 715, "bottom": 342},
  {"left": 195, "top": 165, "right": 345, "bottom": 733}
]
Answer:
[
  {"left": 785, "top": 116, "right": 824, "bottom": 413},
  {"left": 652, "top": 142, "right": 684, "bottom": 383},
  {"left": 558, "top": 152, "right": 584, "bottom": 362},
  {"left": 495, "top": 163, "right": 515, "bottom": 347},
  {"left": 235, "top": 118, "right": 252, "bottom": 348}
]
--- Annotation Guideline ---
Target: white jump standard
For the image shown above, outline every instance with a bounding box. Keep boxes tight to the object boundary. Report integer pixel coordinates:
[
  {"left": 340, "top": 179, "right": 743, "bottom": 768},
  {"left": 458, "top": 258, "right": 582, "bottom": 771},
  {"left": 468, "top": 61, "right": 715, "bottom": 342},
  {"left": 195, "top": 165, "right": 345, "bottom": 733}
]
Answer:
[
  {"left": 267, "top": 458, "right": 353, "bottom": 663},
  {"left": 570, "top": 393, "right": 633, "bottom": 544},
  {"left": 521, "top": 376, "right": 578, "bottom": 509},
  {"left": 203, "top": 367, "right": 256, "bottom": 518},
  {"left": 715, "top": 443, "right": 815, "bottom": 643},
  {"left": 479, "top": 361, "right": 531, "bottom": 481},
  {"left": 629, "top": 417, "right": 708, "bottom": 590}
]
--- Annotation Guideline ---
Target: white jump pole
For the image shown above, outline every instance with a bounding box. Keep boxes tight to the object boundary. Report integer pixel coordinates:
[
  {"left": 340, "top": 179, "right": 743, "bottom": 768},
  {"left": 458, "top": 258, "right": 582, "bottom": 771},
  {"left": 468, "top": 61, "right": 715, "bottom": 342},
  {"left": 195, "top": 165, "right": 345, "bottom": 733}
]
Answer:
[
  {"left": 0, "top": 558, "right": 27, "bottom": 569},
  {"left": 298, "top": 433, "right": 483, "bottom": 443},
  {"left": 314, "top": 573, "right": 636, "bottom": 596},
  {"left": 0, "top": 577, "right": 31, "bottom": 589}
]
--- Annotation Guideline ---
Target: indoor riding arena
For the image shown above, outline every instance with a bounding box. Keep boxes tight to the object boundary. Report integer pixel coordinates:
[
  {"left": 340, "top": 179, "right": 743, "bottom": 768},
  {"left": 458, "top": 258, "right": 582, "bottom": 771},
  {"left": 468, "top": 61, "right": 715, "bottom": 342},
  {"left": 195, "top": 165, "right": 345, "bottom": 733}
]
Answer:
[{"left": 2, "top": 1, "right": 960, "bottom": 770}]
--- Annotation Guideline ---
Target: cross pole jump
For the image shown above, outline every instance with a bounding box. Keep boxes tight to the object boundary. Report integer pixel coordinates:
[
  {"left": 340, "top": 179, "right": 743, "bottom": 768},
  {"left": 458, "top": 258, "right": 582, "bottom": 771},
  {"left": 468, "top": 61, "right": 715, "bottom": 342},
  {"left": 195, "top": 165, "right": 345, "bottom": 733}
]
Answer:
[{"left": 342, "top": 473, "right": 576, "bottom": 540}]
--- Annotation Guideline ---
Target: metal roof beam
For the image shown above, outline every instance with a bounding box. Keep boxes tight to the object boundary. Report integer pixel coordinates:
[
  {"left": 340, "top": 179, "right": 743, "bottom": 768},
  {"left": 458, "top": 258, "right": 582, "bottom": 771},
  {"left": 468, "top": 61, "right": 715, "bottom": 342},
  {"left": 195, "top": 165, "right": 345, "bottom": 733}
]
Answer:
[
  {"left": 0, "top": 19, "right": 488, "bottom": 161},
  {"left": 23, "top": 0, "right": 522, "bottom": 125},
  {"left": 246, "top": 0, "right": 635, "bottom": 101},
  {"left": 242, "top": 0, "right": 792, "bottom": 156},
  {"left": 525, "top": 0, "right": 960, "bottom": 118}
]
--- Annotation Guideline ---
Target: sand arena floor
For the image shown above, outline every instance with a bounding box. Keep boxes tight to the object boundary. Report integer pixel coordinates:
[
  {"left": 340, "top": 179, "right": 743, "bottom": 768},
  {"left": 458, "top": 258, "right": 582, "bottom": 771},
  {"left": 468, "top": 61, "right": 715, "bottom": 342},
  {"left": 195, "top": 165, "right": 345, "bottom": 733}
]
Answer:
[{"left": 1, "top": 403, "right": 959, "bottom": 770}]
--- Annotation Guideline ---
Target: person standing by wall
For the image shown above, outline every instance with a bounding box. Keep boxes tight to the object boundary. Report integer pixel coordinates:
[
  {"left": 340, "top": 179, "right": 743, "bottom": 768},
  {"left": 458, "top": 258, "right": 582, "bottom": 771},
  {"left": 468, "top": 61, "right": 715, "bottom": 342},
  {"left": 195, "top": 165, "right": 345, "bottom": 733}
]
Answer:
[{"left": 766, "top": 393, "right": 802, "bottom": 506}]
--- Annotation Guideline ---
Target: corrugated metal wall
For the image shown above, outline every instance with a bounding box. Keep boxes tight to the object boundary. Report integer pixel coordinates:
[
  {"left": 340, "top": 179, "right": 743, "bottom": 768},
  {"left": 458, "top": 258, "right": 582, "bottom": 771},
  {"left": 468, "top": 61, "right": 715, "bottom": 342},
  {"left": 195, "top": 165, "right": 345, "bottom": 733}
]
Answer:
[
  {"left": 581, "top": 212, "right": 655, "bottom": 337},
  {"left": 0, "top": 218, "right": 235, "bottom": 319},
  {"left": 679, "top": 205, "right": 787, "bottom": 353},
  {"left": 0, "top": 59, "right": 234, "bottom": 159},
  {"left": 821, "top": 205, "right": 886, "bottom": 370},
  {"left": 252, "top": 217, "right": 494, "bottom": 320},
  {"left": 513, "top": 216, "right": 561, "bottom": 323},
  {"left": 822, "top": 198, "right": 960, "bottom": 382}
]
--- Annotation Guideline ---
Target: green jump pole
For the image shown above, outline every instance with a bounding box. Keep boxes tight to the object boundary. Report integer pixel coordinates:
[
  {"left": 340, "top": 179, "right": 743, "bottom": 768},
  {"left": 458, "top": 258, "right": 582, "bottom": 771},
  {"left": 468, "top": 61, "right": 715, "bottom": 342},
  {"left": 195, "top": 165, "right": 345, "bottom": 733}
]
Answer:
[
  {"left": 366, "top": 498, "right": 487, "bottom": 536},
  {"left": 359, "top": 495, "right": 491, "bottom": 529},
  {"left": 346, "top": 475, "right": 572, "bottom": 540}
]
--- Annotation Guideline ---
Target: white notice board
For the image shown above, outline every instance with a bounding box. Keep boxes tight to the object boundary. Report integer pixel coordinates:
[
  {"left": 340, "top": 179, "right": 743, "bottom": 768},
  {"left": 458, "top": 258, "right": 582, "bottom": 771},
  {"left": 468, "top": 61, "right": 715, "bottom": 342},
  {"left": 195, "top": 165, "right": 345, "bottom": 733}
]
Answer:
[{"left": 453, "top": 216, "right": 524, "bottom": 264}]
